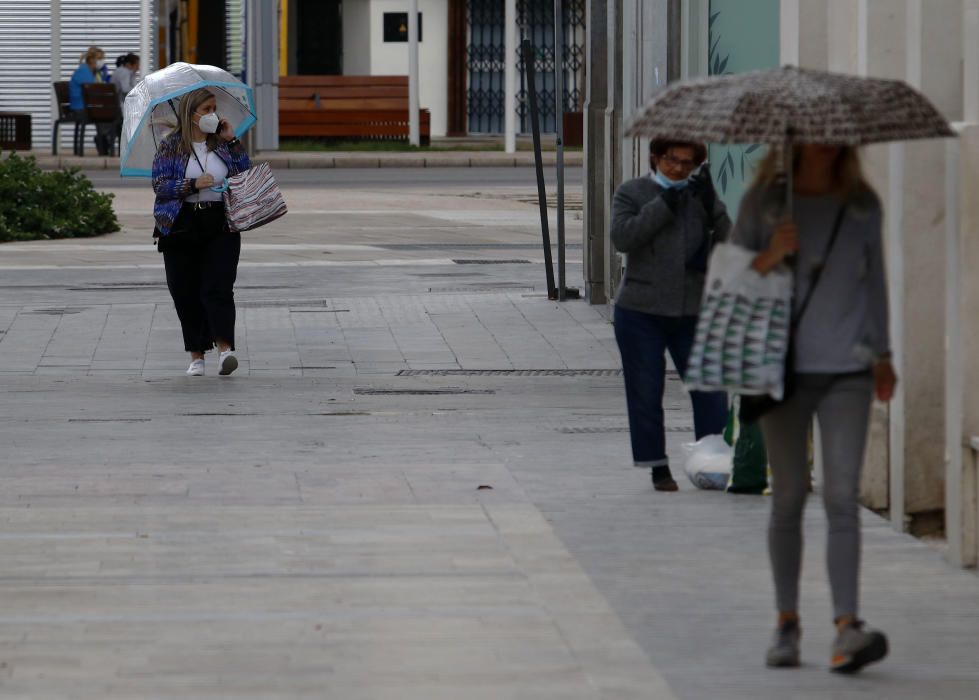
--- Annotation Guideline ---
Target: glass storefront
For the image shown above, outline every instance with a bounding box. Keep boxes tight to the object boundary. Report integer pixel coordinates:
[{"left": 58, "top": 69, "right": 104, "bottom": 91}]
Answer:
[{"left": 706, "top": 0, "right": 780, "bottom": 218}]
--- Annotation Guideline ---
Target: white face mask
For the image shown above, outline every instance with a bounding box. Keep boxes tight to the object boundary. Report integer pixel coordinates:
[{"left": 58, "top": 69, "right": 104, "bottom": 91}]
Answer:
[
  {"left": 96, "top": 59, "right": 106, "bottom": 70},
  {"left": 196, "top": 112, "right": 220, "bottom": 134}
]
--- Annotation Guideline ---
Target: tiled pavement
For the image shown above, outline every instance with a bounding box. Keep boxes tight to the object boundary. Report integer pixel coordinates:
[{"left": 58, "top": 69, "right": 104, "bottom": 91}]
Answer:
[{"left": 0, "top": 169, "right": 976, "bottom": 699}]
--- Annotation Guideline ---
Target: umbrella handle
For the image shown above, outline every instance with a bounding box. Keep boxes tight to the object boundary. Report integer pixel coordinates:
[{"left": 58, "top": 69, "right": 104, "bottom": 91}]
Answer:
[{"left": 209, "top": 178, "right": 229, "bottom": 193}]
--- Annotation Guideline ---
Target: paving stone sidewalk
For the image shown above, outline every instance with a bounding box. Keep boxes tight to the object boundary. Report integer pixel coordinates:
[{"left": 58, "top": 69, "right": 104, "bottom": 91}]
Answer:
[{"left": 0, "top": 170, "right": 976, "bottom": 699}]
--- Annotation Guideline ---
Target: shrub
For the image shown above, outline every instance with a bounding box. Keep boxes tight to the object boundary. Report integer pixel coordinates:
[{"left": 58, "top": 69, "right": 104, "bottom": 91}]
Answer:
[{"left": 0, "top": 153, "right": 119, "bottom": 243}]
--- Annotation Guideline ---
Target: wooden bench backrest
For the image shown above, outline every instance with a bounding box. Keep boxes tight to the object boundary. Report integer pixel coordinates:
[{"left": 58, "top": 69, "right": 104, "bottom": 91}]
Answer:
[
  {"left": 279, "top": 75, "right": 410, "bottom": 112},
  {"left": 82, "top": 83, "right": 121, "bottom": 121}
]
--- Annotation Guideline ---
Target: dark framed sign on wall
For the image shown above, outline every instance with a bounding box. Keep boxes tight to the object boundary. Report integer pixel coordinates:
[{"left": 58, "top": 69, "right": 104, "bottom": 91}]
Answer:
[{"left": 383, "top": 13, "right": 423, "bottom": 42}]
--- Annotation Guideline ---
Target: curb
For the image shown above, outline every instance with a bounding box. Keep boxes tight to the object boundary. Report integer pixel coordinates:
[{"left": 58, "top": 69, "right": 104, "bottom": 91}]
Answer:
[{"left": 14, "top": 151, "right": 584, "bottom": 172}]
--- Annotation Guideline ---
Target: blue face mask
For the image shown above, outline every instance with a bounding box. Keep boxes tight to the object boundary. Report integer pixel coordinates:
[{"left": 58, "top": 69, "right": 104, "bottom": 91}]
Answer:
[{"left": 653, "top": 170, "right": 689, "bottom": 190}]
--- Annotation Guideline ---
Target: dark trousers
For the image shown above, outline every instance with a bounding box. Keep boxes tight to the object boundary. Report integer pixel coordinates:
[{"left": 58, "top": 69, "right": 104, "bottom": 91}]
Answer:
[
  {"left": 161, "top": 206, "right": 241, "bottom": 353},
  {"left": 614, "top": 305, "right": 728, "bottom": 468}
]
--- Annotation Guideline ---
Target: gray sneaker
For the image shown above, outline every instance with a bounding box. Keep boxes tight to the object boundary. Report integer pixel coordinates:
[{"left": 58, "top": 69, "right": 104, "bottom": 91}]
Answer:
[
  {"left": 830, "top": 621, "right": 888, "bottom": 674},
  {"left": 765, "top": 620, "right": 801, "bottom": 668}
]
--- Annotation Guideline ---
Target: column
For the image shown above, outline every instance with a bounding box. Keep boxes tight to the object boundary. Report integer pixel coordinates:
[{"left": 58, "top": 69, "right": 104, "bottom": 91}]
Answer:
[
  {"left": 894, "top": 0, "right": 962, "bottom": 532},
  {"left": 51, "top": 0, "right": 61, "bottom": 146},
  {"left": 141, "top": 0, "right": 154, "bottom": 73},
  {"left": 947, "top": 0, "right": 979, "bottom": 568},
  {"left": 247, "top": 0, "right": 279, "bottom": 151},
  {"left": 583, "top": 0, "right": 608, "bottom": 302},
  {"left": 603, "top": 0, "right": 624, "bottom": 303},
  {"left": 505, "top": 0, "right": 517, "bottom": 154},
  {"left": 408, "top": 0, "right": 420, "bottom": 146}
]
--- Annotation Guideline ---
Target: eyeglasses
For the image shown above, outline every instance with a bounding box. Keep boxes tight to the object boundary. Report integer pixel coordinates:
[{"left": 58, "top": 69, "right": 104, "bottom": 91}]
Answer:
[{"left": 659, "top": 154, "right": 698, "bottom": 171}]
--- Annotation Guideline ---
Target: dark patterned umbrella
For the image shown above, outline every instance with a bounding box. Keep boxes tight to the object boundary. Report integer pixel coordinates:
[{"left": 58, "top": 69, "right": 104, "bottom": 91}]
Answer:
[
  {"left": 627, "top": 66, "right": 955, "bottom": 215},
  {"left": 625, "top": 65, "right": 955, "bottom": 145}
]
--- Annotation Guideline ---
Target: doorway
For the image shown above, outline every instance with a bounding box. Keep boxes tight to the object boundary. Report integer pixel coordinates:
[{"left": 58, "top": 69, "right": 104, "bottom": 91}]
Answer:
[{"left": 297, "top": 0, "right": 343, "bottom": 74}]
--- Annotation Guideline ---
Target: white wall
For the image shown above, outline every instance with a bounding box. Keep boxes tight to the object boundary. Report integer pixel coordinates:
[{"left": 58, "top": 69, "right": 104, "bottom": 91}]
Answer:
[
  {"left": 368, "top": 0, "right": 448, "bottom": 136},
  {"left": 343, "top": 0, "right": 372, "bottom": 76}
]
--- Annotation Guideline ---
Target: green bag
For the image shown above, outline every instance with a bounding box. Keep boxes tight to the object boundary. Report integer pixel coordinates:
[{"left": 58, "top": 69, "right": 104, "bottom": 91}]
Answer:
[{"left": 726, "top": 398, "right": 769, "bottom": 495}]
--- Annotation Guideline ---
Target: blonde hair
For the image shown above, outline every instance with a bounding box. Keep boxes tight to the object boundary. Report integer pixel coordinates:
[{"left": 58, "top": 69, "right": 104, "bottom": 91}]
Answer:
[
  {"left": 174, "top": 88, "right": 220, "bottom": 155},
  {"left": 749, "top": 144, "right": 870, "bottom": 203},
  {"left": 82, "top": 46, "right": 104, "bottom": 64}
]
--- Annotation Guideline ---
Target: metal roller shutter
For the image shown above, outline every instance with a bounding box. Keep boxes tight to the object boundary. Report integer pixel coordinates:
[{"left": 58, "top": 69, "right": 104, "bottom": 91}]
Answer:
[
  {"left": 0, "top": 1, "right": 153, "bottom": 152},
  {"left": 226, "top": 0, "right": 245, "bottom": 78},
  {"left": 0, "top": 1, "right": 53, "bottom": 152},
  {"left": 58, "top": 0, "right": 148, "bottom": 153}
]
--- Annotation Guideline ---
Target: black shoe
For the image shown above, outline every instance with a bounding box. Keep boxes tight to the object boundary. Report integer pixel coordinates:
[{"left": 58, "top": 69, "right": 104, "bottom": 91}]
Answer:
[{"left": 652, "top": 466, "right": 679, "bottom": 492}]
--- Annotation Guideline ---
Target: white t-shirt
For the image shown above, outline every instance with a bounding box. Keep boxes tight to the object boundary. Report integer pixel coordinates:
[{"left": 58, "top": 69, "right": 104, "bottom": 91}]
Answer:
[{"left": 184, "top": 141, "right": 229, "bottom": 203}]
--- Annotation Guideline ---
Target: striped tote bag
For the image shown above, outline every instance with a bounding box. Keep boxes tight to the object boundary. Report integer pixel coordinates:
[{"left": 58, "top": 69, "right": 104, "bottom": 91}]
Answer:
[
  {"left": 223, "top": 161, "right": 287, "bottom": 232},
  {"left": 684, "top": 243, "right": 793, "bottom": 400}
]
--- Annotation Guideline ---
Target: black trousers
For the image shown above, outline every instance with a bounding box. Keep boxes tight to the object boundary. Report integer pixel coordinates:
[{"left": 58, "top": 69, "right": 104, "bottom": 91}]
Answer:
[{"left": 160, "top": 205, "right": 241, "bottom": 353}]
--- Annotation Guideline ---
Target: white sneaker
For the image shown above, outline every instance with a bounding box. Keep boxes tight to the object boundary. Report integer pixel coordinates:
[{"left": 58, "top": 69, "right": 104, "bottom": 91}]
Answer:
[
  {"left": 186, "top": 358, "right": 205, "bottom": 376},
  {"left": 218, "top": 349, "right": 238, "bottom": 376}
]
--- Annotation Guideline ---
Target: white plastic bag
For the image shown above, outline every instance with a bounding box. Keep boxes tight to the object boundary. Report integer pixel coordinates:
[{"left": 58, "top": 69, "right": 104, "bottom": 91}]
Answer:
[
  {"left": 685, "top": 243, "right": 794, "bottom": 400},
  {"left": 682, "top": 434, "right": 733, "bottom": 490}
]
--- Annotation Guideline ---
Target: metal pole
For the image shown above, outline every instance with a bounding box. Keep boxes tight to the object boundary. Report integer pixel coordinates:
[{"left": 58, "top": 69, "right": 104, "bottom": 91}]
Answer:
[
  {"left": 140, "top": 0, "right": 153, "bottom": 73},
  {"left": 51, "top": 0, "right": 62, "bottom": 153},
  {"left": 554, "top": 0, "right": 566, "bottom": 300},
  {"left": 523, "top": 39, "right": 558, "bottom": 300},
  {"left": 408, "top": 0, "right": 420, "bottom": 147},
  {"left": 504, "top": 0, "right": 517, "bottom": 153}
]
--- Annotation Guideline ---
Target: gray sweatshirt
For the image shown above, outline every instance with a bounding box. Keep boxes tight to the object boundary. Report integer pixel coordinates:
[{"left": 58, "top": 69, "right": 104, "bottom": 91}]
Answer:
[{"left": 732, "top": 185, "right": 890, "bottom": 373}]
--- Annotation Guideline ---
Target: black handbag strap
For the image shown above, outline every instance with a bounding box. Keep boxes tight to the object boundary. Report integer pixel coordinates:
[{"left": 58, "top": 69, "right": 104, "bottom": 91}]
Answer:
[{"left": 791, "top": 203, "right": 848, "bottom": 329}]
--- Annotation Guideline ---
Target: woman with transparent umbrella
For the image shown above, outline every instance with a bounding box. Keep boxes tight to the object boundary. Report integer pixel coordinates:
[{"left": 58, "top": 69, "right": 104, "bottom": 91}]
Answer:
[{"left": 151, "top": 88, "right": 250, "bottom": 376}]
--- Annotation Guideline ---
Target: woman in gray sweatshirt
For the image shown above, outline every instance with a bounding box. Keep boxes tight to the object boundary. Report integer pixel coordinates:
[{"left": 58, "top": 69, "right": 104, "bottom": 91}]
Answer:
[{"left": 733, "top": 144, "right": 897, "bottom": 674}]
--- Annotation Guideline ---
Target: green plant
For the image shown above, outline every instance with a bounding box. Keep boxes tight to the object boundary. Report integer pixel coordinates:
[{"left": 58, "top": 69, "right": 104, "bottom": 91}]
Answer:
[{"left": 0, "top": 153, "right": 119, "bottom": 243}]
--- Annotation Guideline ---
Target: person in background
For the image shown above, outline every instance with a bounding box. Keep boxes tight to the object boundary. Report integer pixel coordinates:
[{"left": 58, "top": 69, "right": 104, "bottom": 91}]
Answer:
[
  {"left": 152, "top": 88, "right": 250, "bottom": 377},
  {"left": 111, "top": 53, "right": 141, "bottom": 105},
  {"left": 733, "top": 144, "right": 896, "bottom": 674},
  {"left": 68, "top": 46, "right": 114, "bottom": 155},
  {"left": 610, "top": 139, "right": 731, "bottom": 491},
  {"left": 111, "top": 53, "right": 140, "bottom": 146}
]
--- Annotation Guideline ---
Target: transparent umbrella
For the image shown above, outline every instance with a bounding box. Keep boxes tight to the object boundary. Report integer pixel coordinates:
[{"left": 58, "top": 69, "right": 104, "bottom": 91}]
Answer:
[{"left": 120, "top": 62, "right": 256, "bottom": 177}]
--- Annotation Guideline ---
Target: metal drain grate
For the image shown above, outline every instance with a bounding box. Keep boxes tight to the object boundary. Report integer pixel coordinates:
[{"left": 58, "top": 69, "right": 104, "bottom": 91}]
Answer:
[
  {"left": 378, "top": 243, "right": 583, "bottom": 250},
  {"left": 452, "top": 259, "right": 533, "bottom": 265},
  {"left": 427, "top": 285, "right": 535, "bottom": 293},
  {"left": 557, "top": 425, "right": 693, "bottom": 434},
  {"left": 354, "top": 388, "right": 495, "bottom": 396},
  {"left": 397, "top": 369, "right": 623, "bottom": 377},
  {"left": 557, "top": 426, "right": 629, "bottom": 434}
]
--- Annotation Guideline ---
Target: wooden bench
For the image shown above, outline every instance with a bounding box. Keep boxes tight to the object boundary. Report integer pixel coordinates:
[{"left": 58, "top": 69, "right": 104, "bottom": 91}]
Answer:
[
  {"left": 80, "top": 83, "right": 122, "bottom": 157},
  {"left": 279, "top": 76, "right": 430, "bottom": 146}
]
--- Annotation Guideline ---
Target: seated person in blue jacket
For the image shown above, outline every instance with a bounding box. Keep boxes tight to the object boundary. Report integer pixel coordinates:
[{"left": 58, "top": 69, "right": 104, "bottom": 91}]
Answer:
[
  {"left": 610, "top": 139, "right": 731, "bottom": 491},
  {"left": 68, "top": 46, "right": 115, "bottom": 156}
]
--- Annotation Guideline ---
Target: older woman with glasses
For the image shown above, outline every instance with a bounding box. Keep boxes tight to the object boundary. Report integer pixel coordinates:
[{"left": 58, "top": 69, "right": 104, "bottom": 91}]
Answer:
[{"left": 610, "top": 138, "right": 731, "bottom": 491}]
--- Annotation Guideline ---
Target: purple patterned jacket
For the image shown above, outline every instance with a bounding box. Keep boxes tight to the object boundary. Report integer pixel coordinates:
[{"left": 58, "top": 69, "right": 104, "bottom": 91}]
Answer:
[{"left": 152, "top": 132, "right": 250, "bottom": 236}]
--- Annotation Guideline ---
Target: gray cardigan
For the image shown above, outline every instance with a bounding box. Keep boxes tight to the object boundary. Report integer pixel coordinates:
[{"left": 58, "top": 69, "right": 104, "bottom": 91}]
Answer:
[{"left": 611, "top": 175, "right": 732, "bottom": 317}]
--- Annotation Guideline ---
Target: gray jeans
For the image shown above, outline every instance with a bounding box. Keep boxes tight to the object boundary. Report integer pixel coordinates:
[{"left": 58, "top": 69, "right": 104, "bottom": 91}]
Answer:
[{"left": 760, "top": 372, "right": 873, "bottom": 620}]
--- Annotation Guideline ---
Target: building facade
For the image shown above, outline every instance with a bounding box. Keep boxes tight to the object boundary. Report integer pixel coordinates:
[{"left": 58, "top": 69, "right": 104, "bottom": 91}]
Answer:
[
  {"left": 586, "top": 0, "right": 979, "bottom": 568},
  {"left": 0, "top": 0, "right": 587, "bottom": 150},
  {"left": 0, "top": 0, "right": 155, "bottom": 153}
]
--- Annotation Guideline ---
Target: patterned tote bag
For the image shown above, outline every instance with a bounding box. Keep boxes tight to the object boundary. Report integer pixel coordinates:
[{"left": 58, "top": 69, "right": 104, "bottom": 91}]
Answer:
[
  {"left": 685, "top": 243, "right": 793, "bottom": 400},
  {"left": 222, "top": 161, "right": 288, "bottom": 232}
]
